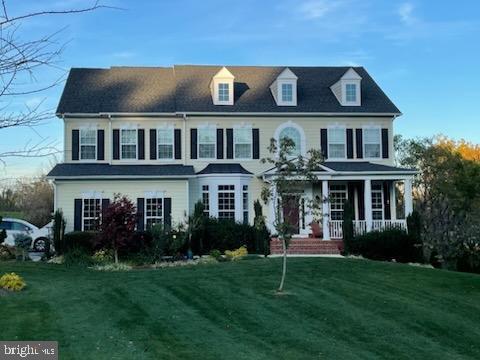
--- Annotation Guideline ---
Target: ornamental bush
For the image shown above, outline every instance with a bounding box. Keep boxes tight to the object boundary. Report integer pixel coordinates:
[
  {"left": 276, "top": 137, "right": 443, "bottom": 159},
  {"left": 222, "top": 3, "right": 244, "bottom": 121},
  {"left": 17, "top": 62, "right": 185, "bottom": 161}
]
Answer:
[
  {"left": 0, "top": 272, "right": 26, "bottom": 291},
  {"left": 14, "top": 233, "right": 32, "bottom": 261},
  {"left": 349, "top": 228, "right": 421, "bottom": 263},
  {"left": 64, "top": 231, "right": 97, "bottom": 255},
  {"left": 225, "top": 246, "right": 248, "bottom": 261}
]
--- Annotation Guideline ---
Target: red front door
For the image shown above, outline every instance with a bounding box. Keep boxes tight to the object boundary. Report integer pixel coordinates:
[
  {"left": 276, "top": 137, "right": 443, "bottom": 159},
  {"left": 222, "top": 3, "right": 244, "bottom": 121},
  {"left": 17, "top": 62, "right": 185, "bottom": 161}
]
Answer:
[{"left": 282, "top": 195, "right": 300, "bottom": 234}]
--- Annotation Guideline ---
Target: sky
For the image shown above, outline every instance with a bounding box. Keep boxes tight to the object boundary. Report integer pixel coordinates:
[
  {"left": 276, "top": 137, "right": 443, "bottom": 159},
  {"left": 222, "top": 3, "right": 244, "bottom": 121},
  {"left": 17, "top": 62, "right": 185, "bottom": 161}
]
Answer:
[{"left": 1, "top": 0, "right": 479, "bottom": 180}]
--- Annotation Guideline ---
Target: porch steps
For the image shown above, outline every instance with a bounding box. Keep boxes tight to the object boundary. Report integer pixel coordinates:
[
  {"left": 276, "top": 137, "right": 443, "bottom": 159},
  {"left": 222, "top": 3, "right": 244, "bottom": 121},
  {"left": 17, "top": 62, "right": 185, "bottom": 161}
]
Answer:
[{"left": 270, "top": 238, "right": 344, "bottom": 255}]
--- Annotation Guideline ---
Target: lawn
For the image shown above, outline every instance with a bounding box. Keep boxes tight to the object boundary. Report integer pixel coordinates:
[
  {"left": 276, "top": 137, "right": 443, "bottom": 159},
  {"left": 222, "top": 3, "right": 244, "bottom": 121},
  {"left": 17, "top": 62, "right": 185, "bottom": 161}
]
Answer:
[{"left": 1, "top": 258, "right": 479, "bottom": 360}]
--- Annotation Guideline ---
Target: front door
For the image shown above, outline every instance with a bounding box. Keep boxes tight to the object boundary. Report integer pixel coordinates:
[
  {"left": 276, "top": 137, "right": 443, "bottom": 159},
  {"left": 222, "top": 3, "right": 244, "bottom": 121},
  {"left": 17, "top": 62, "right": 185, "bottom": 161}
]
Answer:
[{"left": 282, "top": 195, "right": 300, "bottom": 234}]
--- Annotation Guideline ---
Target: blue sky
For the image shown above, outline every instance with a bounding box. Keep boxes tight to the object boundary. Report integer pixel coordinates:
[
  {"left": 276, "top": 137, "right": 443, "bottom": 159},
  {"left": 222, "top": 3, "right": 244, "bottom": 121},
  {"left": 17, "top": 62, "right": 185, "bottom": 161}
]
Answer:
[{"left": 1, "top": 0, "right": 479, "bottom": 179}]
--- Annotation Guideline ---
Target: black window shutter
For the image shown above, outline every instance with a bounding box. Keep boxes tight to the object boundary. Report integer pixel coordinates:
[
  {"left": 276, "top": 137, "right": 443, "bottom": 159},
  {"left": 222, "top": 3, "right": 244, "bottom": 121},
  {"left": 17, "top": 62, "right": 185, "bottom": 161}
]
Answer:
[
  {"left": 74, "top": 198, "right": 82, "bottom": 231},
  {"left": 137, "top": 198, "right": 145, "bottom": 231},
  {"left": 138, "top": 129, "right": 145, "bottom": 160},
  {"left": 174, "top": 129, "right": 182, "bottom": 159},
  {"left": 72, "top": 129, "right": 79, "bottom": 161},
  {"left": 150, "top": 129, "right": 157, "bottom": 160},
  {"left": 358, "top": 182, "right": 365, "bottom": 220},
  {"left": 97, "top": 129, "right": 105, "bottom": 161},
  {"left": 190, "top": 128, "right": 197, "bottom": 159},
  {"left": 216, "top": 129, "right": 224, "bottom": 159},
  {"left": 226, "top": 128, "right": 233, "bottom": 159},
  {"left": 381, "top": 128, "right": 389, "bottom": 159},
  {"left": 252, "top": 128, "right": 260, "bottom": 159},
  {"left": 383, "top": 181, "right": 391, "bottom": 220},
  {"left": 164, "top": 198, "right": 172, "bottom": 230},
  {"left": 356, "top": 129, "right": 363, "bottom": 159},
  {"left": 320, "top": 129, "right": 328, "bottom": 159},
  {"left": 113, "top": 129, "right": 120, "bottom": 160},
  {"left": 101, "top": 198, "right": 110, "bottom": 219},
  {"left": 346, "top": 129, "right": 354, "bottom": 159}
]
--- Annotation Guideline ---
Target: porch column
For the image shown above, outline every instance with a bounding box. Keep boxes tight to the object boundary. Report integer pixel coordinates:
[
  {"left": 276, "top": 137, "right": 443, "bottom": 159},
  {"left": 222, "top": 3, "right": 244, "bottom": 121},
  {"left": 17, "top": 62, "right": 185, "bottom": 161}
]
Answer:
[
  {"left": 303, "top": 184, "right": 313, "bottom": 235},
  {"left": 364, "top": 179, "right": 372, "bottom": 231},
  {"left": 390, "top": 181, "right": 397, "bottom": 220},
  {"left": 404, "top": 178, "right": 413, "bottom": 217},
  {"left": 322, "top": 180, "right": 330, "bottom": 240}
]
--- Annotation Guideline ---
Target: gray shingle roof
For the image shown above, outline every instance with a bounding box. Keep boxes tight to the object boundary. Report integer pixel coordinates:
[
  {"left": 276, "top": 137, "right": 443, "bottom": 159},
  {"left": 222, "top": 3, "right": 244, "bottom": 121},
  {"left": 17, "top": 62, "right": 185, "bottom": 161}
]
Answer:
[
  {"left": 323, "top": 162, "right": 416, "bottom": 173},
  {"left": 197, "top": 163, "right": 252, "bottom": 175},
  {"left": 57, "top": 65, "right": 400, "bottom": 114},
  {"left": 47, "top": 163, "right": 195, "bottom": 178}
]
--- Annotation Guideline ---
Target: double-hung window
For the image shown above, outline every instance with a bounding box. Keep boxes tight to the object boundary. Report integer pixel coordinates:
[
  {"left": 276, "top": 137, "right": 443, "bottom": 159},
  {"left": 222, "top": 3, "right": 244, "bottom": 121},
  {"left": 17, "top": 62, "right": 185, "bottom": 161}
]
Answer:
[
  {"left": 364, "top": 128, "right": 381, "bottom": 158},
  {"left": 83, "top": 198, "right": 101, "bottom": 231},
  {"left": 80, "top": 129, "right": 96, "bottom": 160},
  {"left": 121, "top": 129, "right": 137, "bottom": 160},
  {"left": 198, "top": 127, "right": 216, "bottom": 159},
  {"left": 202, "top": 185, "right": 210, "bottom": 216},
  {"left": 328, "top": 128, "right": 346, "bottom": 159},
  {"left": 281, "top": 83, "right": 293, "bottom": 102},
  {"left": 145, "top": 198, "right": 163, "bottom": 229},
  {"left": 218, "top": 83, "right": 229, "bottom": 102},
  {"left": 234, "top": 128, "right": 252, "bottom": 159},
  {"left": 329, "top": 184, "right": 347, "bottom": 221},
  {"left": 371, "top": 184, "right": 384, "bottom": 220},
  {"left": 218, "top": 185, "right": 235, "bottom": 220},
  {"left": 346, "top": 84, "right": 357, "bottom": 103},
  {"left": 157, "top": 128, "right": 174, "bottom": 159}
]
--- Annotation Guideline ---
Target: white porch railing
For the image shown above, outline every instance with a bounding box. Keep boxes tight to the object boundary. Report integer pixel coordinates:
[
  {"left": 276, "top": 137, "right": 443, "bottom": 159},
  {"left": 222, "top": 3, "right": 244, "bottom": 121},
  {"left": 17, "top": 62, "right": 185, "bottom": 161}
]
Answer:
[{"left": 329, "top": 219, "right": 407, "bottom": 239}]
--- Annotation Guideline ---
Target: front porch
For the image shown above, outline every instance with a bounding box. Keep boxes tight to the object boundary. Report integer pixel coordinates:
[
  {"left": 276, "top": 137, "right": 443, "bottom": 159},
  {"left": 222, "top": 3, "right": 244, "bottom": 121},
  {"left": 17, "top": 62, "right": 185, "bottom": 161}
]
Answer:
[{"left": 264, "top": 162, "right": 416, "bottom": 254}]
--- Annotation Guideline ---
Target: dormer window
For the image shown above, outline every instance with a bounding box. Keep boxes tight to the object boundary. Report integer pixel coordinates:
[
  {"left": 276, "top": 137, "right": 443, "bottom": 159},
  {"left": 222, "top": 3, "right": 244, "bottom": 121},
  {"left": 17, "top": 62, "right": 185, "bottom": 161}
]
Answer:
[
  {"left": 270, "top": 68, "right": 298, "bottom": 106},
  {"left": 211, "top": 67, "right": 234, "bottom": 105},
  {"left": 218, "top": 83, "right": 230, "bottom": 102},
  {"left": 345, "top": 83, "right": 357, "bottom": 103},
  {"left": 281, "top": 83, "right": 293, "bottom": 102},
  {"left": 331, "top": 68, "right": 362, "bottom": 106}
]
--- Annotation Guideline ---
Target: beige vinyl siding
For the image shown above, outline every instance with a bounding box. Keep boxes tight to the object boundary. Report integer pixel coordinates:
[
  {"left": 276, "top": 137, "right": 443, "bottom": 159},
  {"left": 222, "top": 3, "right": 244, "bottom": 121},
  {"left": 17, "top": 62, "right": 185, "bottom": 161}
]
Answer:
[{"left": 55, "top": 179, "right": 188, "bottom": 232}]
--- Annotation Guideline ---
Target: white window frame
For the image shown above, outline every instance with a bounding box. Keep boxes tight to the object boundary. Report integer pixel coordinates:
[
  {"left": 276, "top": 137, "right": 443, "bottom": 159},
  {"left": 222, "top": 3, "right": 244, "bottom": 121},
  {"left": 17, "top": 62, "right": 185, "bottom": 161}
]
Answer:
[
  {"left": 277, "top": 80, "right": 297, "bottom": 106},
  {"left": 198, "top": 125, "right": 217, "bottom": 160},
  {"left": 233, "top": 126, "right": 253, "bottom": 160},
  {"left": 79, "top": 128, "right": 97, "bottom": 161},
  {"left": 145, "top": 197, "right": 164, "bottom": 229},
  {"left": 371, "top": 184, "right": 384, "bottom": 220},
  {"left": 120, "top": 128, "right": 138, "bottom": 160},
  {"left": 202, "top": 185, "right": 210, "bottom": 216},
  {"left": 242, "top": 185, "right": 249, "bottom": 224},
  {"left": 218, "top": 184, "right": 236, "bottom": 220},
  {"left": 363, "top": 126, "right": 382, "bottom": 159},
  {"left": 157, "top": 127, "right": 174, "bottom": 160},
  {"left": 281, "top": 83, "right": 293, "bottom": 102},
  {"left": 329, "top": 184, "right": 348, "bottom": 221},
  {"left": 218, "top": 83, "right": 230, "bottom": 103},
  {"left": 274, "top": 121, "right": 306, "bottom": 157},
  {"left": 328, "top": 127, "right": 347, "bottom": 160},
  {"left": 342, "top": 82, "right": 361, "bottom": 106},
  {"left": 82, "top": 198, "right": 101, "bottom": 231}
]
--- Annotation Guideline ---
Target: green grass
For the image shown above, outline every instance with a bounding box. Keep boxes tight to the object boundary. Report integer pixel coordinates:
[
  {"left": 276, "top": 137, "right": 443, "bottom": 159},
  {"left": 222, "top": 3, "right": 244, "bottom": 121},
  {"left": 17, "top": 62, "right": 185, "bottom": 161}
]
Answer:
[{"left": 1, "top": 258, "right": 479, "bottom": 360}]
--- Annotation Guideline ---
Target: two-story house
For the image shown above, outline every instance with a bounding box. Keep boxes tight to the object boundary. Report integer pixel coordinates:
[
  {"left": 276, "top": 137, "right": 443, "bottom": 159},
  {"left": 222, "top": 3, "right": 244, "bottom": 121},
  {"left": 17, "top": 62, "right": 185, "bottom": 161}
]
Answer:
[{"left": 47, "top": 65, "right": 415, "bottom": 253}]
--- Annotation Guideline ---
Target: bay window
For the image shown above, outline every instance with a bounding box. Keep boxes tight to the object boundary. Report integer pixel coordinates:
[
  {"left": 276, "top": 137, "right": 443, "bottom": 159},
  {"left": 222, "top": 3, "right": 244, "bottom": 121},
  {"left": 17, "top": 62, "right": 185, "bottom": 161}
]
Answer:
[{"left": 218, "top": 185, "right": 235, "bottom": 220}]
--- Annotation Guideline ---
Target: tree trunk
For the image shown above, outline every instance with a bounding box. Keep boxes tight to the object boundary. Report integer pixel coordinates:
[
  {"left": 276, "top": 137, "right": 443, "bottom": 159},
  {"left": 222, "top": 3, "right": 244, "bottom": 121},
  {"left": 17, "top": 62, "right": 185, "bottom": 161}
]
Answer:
[
  {"left": 278, "top": 237, "right": 287, "bottom": 292},
  {"left": 114, "top": 249, "right": 119, "bottom": 264}
]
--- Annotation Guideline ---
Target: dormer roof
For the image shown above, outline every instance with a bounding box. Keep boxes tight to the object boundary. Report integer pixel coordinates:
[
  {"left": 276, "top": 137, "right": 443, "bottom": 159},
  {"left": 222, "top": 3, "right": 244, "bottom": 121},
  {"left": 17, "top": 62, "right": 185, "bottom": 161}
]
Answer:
[
  {"left": 57, "top": 65, "right": 400, "bottom": 115},
  {"left": 276, "top": 67, "right": 298, "bottom": 80}
]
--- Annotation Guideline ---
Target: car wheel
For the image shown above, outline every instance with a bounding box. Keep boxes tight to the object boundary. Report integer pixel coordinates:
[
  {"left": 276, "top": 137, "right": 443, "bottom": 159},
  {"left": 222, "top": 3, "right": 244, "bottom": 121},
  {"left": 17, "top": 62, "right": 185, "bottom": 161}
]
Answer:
[{"left": 33, "top": 238, "right": 48, "bottom": 252}]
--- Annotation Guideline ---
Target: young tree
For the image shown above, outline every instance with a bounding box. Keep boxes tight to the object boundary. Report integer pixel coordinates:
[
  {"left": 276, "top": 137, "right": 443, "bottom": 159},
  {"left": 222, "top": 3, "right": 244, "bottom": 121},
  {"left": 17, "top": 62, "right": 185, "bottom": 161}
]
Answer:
[
  {"left": 96, "top": 194, "right": 136, "bottom": 264},
  {"left": 261, "top": 137, "right": 324, "bottom": 292}
]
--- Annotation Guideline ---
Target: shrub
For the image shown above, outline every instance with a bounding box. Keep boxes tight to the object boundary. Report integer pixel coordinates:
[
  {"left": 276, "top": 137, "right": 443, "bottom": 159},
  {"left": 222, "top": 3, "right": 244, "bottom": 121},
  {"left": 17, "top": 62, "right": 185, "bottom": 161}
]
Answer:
[
  {"left": 342, "top": 200, "right": 355, "bottom": 254},
  {"left": 0, "top": 245, "right": 15, "bottom": 261},
  {"left": 52, "top": 210, "right": 66, "bottom": 255},
  {"left": 0, "top": 272, "right": 26, "bottom": 291},
  {"left": 209, "top": 249, "right": 222, "bottom": 261},
  {"left": 64, "top": 231, "right": 97, "bottom": 254},
  {"left": 225, "top": 246, "right": 248, "bottom": 261},
  {"left": 64, "top": 246, "right": 94, "bottom": 267},
  {"left": 92, "top": 249, "right": 114, "bottom": 264},
  {"left": 349, "top": 229, "right": 421, "bottom": 263},
  {"left": 14, "top": 233, "right": 32, "bottom": 261},
  {"left": 0, "top": 216, "right": 6, "bottom": 245},
  {"left": 254, "top": 200, "right": 271, "bottom": 257}
]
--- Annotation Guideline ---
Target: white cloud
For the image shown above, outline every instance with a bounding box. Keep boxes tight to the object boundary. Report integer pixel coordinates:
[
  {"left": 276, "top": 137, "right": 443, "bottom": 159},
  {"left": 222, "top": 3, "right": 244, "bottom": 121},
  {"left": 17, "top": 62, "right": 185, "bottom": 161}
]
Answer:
[
  {"left": 298, "top": 0, "right": 338, "bottom": 19},
  {"left": 398, "top": 2, "right": 416, "bottom": 25}
]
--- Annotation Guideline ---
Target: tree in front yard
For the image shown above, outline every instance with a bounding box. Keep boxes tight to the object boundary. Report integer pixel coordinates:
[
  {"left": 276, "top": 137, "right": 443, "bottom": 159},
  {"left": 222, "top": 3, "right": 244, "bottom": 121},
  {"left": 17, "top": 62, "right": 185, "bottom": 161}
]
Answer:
[
  {"left": 96, "top": 195, "right": 136, "bottom": 264},
  {"left": 261, "top": 137, "right": 324, "bottom": 292}
]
